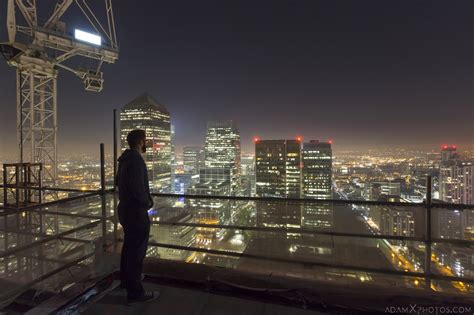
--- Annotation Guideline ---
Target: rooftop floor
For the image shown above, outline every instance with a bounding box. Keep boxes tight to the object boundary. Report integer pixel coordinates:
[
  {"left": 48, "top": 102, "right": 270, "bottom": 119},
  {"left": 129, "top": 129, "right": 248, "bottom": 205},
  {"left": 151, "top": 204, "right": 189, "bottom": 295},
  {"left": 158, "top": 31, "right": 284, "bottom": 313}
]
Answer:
[{"left": 85, "top": 281, "right": 324, "bottom": 315}]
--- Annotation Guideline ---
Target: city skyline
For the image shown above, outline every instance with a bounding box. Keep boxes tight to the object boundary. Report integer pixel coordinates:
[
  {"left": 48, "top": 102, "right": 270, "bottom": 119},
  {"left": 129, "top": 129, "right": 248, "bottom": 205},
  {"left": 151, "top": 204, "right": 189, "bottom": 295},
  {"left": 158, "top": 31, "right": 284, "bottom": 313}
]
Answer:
[
  {"left": 0, "top": 1, "right": 473, "bottom": 310},
  {"left": 0, "top": 1, "right": 473, "bottom": 157}
]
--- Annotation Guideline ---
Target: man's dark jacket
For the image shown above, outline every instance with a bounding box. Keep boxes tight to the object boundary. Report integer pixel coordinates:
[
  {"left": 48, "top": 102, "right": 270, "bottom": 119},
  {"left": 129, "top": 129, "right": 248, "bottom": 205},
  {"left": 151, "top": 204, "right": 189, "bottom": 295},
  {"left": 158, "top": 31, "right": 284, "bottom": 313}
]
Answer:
[{"left": 116, "top": 149, "right": 153, "bottom": 213}]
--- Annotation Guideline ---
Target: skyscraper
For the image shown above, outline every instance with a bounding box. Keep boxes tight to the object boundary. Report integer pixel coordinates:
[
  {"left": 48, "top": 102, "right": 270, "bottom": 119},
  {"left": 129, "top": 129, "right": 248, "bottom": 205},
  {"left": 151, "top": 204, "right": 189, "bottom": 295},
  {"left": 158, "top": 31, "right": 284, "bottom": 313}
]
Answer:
[
  {"left": 452, "top": 163, "right": 473, "bottom": 205},
  {"left": 439, "top": 145, "right": 473, "bottom": 204},
  {"left": 204, "top": 121, "right": 241, "bottom": 195},
  {"left": 255, "top": 139, "right": 301, "bottom": 198},
  {"left": 301, "top": 140, "right": 332, "bottom": 199},
  {"left": 120, "top": 93, "right": 172, "bottom": 192},
  {"left": 185, "top": 121, "right": 240, "bottom": 244},
  {"left": 170, "top": 124, "right": 177, "bottom": 179},
  {"left": 301, "top": 140, "right": 333, "bottom": 229},
  {"left": 254, "top": 139, "right": 302, "bottom": 233},
  {"left": 439, "top": 145, "right": 458, "bottom": 203},
  {"left": 183, "top": 146, "right": 203, "bottom": 175},
  {"left": 241, "top": 154, "right": 256, "bottom": 197}
]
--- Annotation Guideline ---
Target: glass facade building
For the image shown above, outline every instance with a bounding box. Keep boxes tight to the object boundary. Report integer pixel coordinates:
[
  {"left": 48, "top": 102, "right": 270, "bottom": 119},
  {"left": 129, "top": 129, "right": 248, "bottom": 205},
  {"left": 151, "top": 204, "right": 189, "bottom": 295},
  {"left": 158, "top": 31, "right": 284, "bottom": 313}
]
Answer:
[
  {"left": 183, "top": 146, "right": 204, "bottom": 175},
  {"left": 301, "top": 141, "right": 333, "bottom": 229},
  {"left": 204, "top": 121, "right": 241, "bottom": 195},
  {"left": 255, "top": 139, "right": 301, "bottom": 198},
  {"left": 120, "top": 93, "right": 172, "bottom": 192},
  {"left": 301, "top": 140, "right": 332, "bottom": 200},
  {"left": 439, "top": 146, "right": 473, "bottom": 205}
]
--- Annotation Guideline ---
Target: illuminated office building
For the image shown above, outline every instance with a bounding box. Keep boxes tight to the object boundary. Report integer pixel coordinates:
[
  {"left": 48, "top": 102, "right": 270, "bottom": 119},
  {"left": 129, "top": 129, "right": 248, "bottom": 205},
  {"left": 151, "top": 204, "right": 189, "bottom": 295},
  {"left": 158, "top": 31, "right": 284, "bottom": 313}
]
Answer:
[
  {"left": 171, "top": 124, "right": 177, "bottom": 185},
  {"left": 439, "top": 145, "right": 458, "bottom": 203},
  {"left": 435, "top": 145, "right": 473, "bottom": 243},
  {"left": 364, "top": 181, "right": 401, "bottom": 201},
  {"left": 199, "top": 168, "right": 232, "bottom": 184},
  {"left": 204, "top": 121, "right": 241, "bottom": 195},
  {"left": 255, "top": 139, "right": 301, "bottom": 198},
  {"left": 301, "top": 140, "right": 332, "bottom": 199},
  {"left": 183, "top": 146, "right": 204, "bottom": 175},
  {"left": 255, "top": 139, "right": 301, "bottom": 230},
  {"left": 120, "top": 93, "right": 172, "bottom": 192},
  {"left": 187, "top": 180, "right": 231, "bottom": 244},
  {"left": 439, "top": 145, "right": 473, "bottom": 204},
  {"left": 241, "top": 155, "right": 256, "bottom": 197},
  {"left": 301, "top": 140, "right": 333, "bottom": 229},
  {"left": 173, "top": 174, "right": 199, "bottom": 194},
  {"left": 153, "top": 212, "right": 195, "bottom": 261},
  {"left": 184, "top": 121, "right": 239, "bottom": 244}
]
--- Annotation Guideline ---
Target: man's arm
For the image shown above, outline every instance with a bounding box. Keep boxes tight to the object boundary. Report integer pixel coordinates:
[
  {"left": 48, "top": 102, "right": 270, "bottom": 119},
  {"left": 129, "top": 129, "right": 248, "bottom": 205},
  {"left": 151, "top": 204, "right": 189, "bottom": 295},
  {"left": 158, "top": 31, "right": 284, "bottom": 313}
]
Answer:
[{"left": 128, "top": 160, "right": 152, "bottom": 209}]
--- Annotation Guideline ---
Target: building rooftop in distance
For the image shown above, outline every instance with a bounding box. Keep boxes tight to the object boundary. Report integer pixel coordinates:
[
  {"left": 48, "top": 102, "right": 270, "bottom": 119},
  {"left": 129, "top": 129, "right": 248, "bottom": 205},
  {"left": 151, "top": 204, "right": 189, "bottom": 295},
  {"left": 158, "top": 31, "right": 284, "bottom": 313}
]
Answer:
[{"left": 122, "top": 92, "right": 170, "bottom": 114}]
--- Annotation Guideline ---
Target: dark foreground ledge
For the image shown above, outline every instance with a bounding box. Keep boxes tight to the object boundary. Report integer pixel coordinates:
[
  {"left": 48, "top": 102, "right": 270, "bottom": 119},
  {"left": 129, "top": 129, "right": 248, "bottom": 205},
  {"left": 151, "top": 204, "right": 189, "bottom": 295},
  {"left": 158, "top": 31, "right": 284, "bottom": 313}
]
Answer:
[{"left": 10, "top": 254, "right": 473, "bottom": 314}]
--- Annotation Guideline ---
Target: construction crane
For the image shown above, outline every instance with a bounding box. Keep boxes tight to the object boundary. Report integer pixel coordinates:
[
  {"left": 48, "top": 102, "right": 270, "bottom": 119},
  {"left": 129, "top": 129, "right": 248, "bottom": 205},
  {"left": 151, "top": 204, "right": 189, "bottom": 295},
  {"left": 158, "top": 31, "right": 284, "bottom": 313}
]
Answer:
[{"left": 1, "top": 0, "right": 119, "bottom": 188}]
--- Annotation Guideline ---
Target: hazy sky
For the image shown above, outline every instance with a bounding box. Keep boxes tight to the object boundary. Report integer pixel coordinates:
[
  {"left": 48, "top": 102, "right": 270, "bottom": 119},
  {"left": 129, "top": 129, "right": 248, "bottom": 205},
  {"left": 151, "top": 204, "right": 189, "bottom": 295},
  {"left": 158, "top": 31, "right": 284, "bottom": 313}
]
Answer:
[{"left": 0, "top": 0, "right": 473, "bottom": 158}]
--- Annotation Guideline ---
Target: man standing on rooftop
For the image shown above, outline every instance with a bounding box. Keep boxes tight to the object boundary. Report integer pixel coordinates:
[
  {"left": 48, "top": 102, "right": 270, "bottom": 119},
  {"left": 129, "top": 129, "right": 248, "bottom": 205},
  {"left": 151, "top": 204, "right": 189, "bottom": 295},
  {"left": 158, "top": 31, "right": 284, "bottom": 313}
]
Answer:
[{"left": 116, "top": 129, "right": 159, "bottom": 304}]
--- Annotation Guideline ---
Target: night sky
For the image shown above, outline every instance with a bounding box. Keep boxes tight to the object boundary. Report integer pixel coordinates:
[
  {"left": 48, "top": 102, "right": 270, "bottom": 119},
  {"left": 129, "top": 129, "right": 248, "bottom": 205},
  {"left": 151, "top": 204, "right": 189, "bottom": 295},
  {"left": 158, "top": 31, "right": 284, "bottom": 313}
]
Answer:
[{"left": 0, "top": 0, "right": 473, "bottom": 158}]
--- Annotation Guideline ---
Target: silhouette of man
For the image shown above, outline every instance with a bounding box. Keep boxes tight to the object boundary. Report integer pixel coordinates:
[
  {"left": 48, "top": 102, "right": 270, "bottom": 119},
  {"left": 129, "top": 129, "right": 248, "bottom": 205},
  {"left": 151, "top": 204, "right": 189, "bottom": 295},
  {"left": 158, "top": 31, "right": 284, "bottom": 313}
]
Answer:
[{"left": 116, "top": 129, "right": 159, "bottom": 304}]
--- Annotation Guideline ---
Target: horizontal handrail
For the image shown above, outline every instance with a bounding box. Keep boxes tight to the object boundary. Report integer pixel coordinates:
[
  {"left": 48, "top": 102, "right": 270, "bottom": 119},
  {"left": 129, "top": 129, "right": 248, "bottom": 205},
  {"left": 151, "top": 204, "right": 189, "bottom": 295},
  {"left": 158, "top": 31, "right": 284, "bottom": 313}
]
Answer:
[
  {"left": 0, "top": 191, "right": 106, "bottom": 213},
  {"left": 0, "top": 220, "right": 101, "bottom": 258},
  {"left": 2, "top": 188, "right": 472, "bottom": 210},
  {"left": 0, "top": 185, "right": 100, "bottom": 194},
  {"left": 0, "top": 209, "right": 114, "bottom": 222},
  {"left": 153, "top": 221, "right": 425, "bottom": 242},
  {"left": 151, "top": 221, "right": 474, "bottom": 246},
  {"left": 0, "top": 226, "right": 106, "bottom": 244},
  {"left": 152, "top": 193, "right": 474, "bottom": 210}
]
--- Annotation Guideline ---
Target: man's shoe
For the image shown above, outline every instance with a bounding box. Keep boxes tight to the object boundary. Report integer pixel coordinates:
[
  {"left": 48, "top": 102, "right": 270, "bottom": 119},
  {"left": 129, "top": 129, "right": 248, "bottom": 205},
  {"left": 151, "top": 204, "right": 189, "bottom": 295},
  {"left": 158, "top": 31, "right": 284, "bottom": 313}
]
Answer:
[
  {"left": 120, "top": 274, "right": 145, "bottom": 290},
  {"left": 127, "top": 291, "right": 160, "bottom": 305}
]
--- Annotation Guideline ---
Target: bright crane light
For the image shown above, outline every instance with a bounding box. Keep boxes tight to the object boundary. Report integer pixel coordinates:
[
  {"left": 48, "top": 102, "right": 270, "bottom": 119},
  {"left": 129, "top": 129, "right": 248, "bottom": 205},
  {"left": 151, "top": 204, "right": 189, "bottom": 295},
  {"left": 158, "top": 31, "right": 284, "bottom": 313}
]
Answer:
[{"left": 75, "top": 29, "right": 102, "bottom": 45}]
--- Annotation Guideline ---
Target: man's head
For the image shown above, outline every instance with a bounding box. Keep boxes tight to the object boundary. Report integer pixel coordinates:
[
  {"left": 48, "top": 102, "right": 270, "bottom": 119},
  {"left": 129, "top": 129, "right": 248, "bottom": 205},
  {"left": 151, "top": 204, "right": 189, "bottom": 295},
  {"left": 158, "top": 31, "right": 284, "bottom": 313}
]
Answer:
[{"left": 127, "top": 129, "right": 147, "bottom": 153}]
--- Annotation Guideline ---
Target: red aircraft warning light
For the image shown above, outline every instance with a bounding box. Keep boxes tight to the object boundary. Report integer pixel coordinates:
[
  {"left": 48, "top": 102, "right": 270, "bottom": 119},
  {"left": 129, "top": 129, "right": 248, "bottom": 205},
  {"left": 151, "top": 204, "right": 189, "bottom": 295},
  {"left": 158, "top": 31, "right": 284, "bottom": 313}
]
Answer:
[
  {"left": 328, "top": 139, "right": 333, "bottom": 145},
  {"left": 441, "top": 144, "right": 457, "bottom": 150},
  {"left": 296, "top": 136, "right": 303, "bottom": 142},
  {"left": 253, "top": 136, "right": 261, "bottom": 143}
]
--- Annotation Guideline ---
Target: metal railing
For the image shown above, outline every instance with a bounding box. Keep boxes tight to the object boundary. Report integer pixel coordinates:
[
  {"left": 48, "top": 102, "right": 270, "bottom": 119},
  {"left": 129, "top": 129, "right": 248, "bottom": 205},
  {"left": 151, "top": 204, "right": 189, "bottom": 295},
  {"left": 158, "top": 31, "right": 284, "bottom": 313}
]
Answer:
[
  {"left": 144, "top": 187, "right": 474, "bottom": 288},
  {"left": 1, "top": 144, "right": 474, "bottom": 307},
  {"left": 0, "top": 144, "right": 113, "bottom": 308}
]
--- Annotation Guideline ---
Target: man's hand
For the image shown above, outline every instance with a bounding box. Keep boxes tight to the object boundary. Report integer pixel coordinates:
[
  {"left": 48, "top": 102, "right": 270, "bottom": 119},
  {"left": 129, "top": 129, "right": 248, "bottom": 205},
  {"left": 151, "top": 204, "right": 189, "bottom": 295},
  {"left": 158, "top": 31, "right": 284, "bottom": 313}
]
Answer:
[{"left": 148, "top": 196, "right": 154, "bottom": 209}]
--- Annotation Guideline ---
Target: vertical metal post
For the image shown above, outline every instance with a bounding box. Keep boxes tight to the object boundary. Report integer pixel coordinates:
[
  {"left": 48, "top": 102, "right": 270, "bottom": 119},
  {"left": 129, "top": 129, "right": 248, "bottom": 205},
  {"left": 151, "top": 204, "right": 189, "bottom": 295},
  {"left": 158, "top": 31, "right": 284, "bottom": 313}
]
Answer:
[
  {"left": 112, "top": 109, "right": 118, "bottom": 244},
  {"left": 38, "top": 163, "right": 43, "bottom": 204},
  {"left": 3, "top": 165, "right": 6, "bottom": 208},
  {"left": 100, "top": 143, "right": 107, "bottom": 251},
  {"left": 113, "top": 109, "right": 118, "bottom": 190},
  {"left": 38, "top": 163, "right": 43, "bottom": 234},
  {"left": 25, "top": 164, "right": 30, "bottom": 205},
  {"left": 15, "top": 164, "right": 20, "bottom": 208},
  {"left": 17, "top": 70, "right": 23, "bottom": 164},
  {"left": 424, "top": 175, "right": 432, "bottom": 289},
  {"left": 426, "top": 175, "right": 432, "bottom": 239},
  {"left": 29, "top": 73, "right": 34, "bottom": 166},
  {"left": 52, "top": 76, "right": 58, "bottom": 188}
]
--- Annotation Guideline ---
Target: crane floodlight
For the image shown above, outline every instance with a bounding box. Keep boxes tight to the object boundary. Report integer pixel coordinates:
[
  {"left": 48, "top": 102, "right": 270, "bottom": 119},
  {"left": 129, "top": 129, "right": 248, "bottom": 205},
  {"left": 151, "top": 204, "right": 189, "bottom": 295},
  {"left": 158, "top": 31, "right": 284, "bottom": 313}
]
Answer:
[{"left": 74, "top": 29, "right": 102, "bottom": 46}]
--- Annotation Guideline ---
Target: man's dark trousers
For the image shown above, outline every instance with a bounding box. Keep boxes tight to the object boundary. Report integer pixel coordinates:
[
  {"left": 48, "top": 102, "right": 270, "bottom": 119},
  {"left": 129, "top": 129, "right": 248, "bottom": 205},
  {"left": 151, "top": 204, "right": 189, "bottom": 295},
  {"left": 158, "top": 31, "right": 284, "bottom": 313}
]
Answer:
[{"left": 119, "top": 207, "right": 150, "bottom": 298}]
